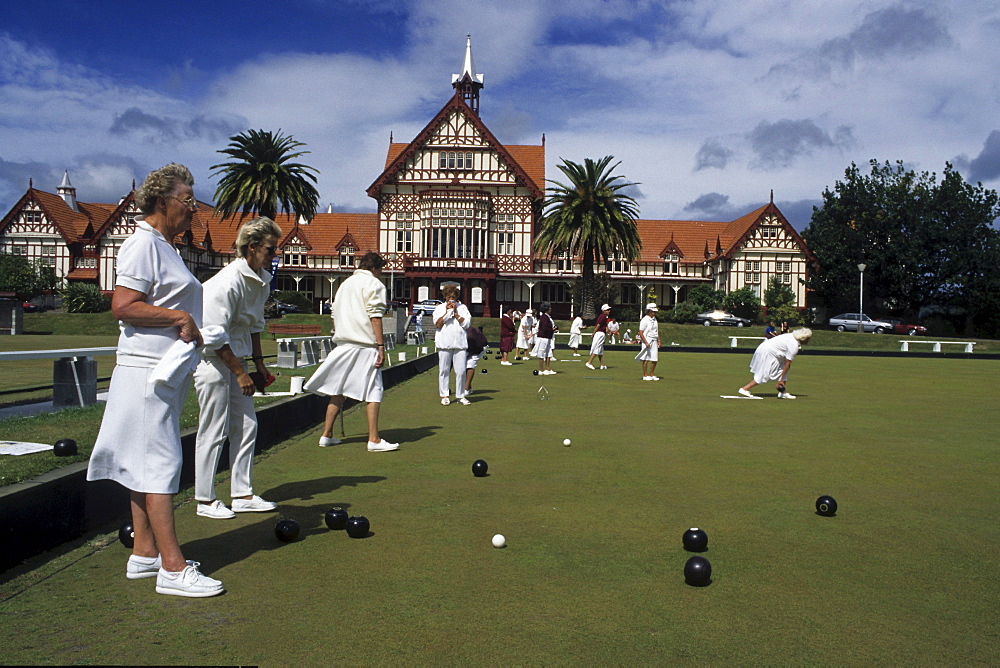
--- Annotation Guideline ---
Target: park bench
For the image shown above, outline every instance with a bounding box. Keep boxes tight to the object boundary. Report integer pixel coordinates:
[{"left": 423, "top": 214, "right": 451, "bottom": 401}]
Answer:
[
  {"left": 898, "top": 340, "right": 975, "bottom": 353},
  {"left": 0, "top": 347, "right": 117, "bottom": 408},
  {"left": 728, "top": 336, "right": 765, "bottom": 348},
  {"left": 267, "top": 323, "right": 323, "bottom": 338}
]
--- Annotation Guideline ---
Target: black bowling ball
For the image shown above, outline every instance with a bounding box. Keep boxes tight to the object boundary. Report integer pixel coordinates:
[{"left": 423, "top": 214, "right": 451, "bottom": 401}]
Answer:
[
  {"left": 346, "top": 516, "right": 370, "bottom": 538},
  {"left": 53, "top": 438, "right": 78, "bottom": 457},
  {"left": 682, "top": 527, "right": 708, "bottom": 552},
  {"left": 816, "top": 495, "right": 838, "bottom": 517},
  {"left": 325, "top": 507, "right": 348, "bottom": 530},
  {"left": 684, "top": 556, "right": 712, "bottom": 587},
  {"left": 118, "top": 522, "right": 135, "bottom": 548},
  {"left": 274, "top": 518, "right": 301, "bottom": 542}
]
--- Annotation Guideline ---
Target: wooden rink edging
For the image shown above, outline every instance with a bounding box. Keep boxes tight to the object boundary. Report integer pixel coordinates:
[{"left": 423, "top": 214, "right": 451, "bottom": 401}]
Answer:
[{"left": 0, "top": 353, "right": 440, "bottom": 574}]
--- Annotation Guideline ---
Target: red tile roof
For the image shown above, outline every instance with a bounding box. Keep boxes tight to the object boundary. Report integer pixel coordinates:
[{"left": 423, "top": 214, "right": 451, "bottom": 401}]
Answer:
[{"left": 198, "top": 211, "right": 379, "bottom": 256}]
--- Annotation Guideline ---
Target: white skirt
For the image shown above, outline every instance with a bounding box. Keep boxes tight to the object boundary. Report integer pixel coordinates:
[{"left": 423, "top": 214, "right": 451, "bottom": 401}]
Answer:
[
  {"left": 750, "top": 349, "right": 785, "bottom": 384},
  {"left": 635, "top": 342, "right": 659, "bottom": 362},
  {"left": 590, "top": 331, "right": 606, "bottom": 356},
  {"left": 534, "top": 337, "right": 553, "bottom": 359},
  {"left": 87, "top": 364, "right": 190, "bottom": 494},
  {"left": 568, "top": 332, "right": 581, "bottom": 348},
  {"left": 516, "top": 331, "right": 531, "bottom": 350},
  {"left": 304, "top": 345, "right": 383, "bottom": 402}
]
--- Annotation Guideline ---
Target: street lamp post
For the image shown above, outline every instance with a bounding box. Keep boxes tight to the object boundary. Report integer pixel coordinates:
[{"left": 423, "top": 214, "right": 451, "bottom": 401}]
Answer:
[{"left": 857, "top": 263, "right": 866, "bottom": 333}]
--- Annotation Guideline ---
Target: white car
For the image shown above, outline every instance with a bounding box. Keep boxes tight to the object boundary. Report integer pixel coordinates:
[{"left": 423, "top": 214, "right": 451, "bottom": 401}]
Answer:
[
  {"left": 828, "top": 313, "right": 894, "bottom": 333},
  {"left": 411, "top": 299, "right": 443, "bottom": 316}
]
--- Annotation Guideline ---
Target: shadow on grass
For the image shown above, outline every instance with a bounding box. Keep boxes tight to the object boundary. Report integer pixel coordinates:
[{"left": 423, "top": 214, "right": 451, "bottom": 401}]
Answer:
[
  {"left": 376, "top": 425, "right": 441, "bottom": 445},
  {"left": 182, "top": 474, "right": 385, "bottom": 571}
]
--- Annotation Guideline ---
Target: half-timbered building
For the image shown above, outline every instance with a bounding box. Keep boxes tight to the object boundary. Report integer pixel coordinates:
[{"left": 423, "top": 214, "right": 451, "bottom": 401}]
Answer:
[{"left": 0, "top": 38, "right": 813, "bottom": 317}]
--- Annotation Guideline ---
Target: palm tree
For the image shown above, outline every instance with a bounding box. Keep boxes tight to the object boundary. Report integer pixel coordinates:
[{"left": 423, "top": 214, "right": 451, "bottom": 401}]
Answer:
[
  {"left": 211, "top": 129, "right": 320, "bottom": 222},
  {"left": 534, "top": 156, "right": 641, "bottom": 318}
]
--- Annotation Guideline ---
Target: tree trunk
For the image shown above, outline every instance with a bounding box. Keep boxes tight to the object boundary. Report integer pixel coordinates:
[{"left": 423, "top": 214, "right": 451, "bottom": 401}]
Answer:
[{"left": 580, "top": 247, "right": 596, "bottom": 319}]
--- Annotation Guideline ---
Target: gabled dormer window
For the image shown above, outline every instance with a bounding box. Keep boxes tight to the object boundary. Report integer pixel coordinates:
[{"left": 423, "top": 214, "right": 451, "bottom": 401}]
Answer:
[
  {"left": 663, "top": 254, "right": 679, "bottom": 274},
  {"left": 339, "top": 246, "right": 356, "bottom": 268},
  {"left": 285, "top": 245, "right": 306, "bottom": 266}
]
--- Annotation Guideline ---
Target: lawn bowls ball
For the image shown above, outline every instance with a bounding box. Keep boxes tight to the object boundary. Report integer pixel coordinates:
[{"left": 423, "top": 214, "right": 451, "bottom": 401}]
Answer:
[
  {"left": 492, "top": 534, "right": 506, "bottom": 548},
  {"left": 274, "top": 518, "right": 301, "bottom": 543},
  {"left": 816, "top": 495, "right": 838, "bottom": 517},
  {"left": 53, "top": 438, "right": 78, "bottom": 457},
  {"left": 684, "top": 556, "right": 712, "bottom": 587},
  {"left": 118, "top": 522, "right": 135, "bottom": 548},
  {"left": 533, "top": 369, "right": 539, "bottom": 375},
  {"left": 324, "top": 507, "right": 348, "bottom": 530},
  {"left": 346, "top": 516, "right": 370, "bottom": 538},
  {"left": 472, "top": 459, "right": 489, "bottom": 477},
  {"left": 481, "top": 368, "right": 488, "bottom": 374},
  {"left": 563, "top": 438, "right": 572, "bottom": 446},
  {"left": 682, "top": 528, "right": 708, "bottom": 552}
]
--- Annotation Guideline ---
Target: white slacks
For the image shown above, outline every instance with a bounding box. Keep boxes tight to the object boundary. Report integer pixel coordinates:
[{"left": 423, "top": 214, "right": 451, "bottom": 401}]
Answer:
[
  {"left": 438, "top": 348, "right": 468, "bottom": 399},
  {"left": 193, "top": 357, "right": 258, "bottom": 502}
]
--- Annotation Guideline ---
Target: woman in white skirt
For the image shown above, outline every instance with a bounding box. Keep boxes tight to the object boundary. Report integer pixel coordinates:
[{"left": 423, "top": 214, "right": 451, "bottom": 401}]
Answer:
[
  {"left": 305, "top": 252, "right": 398, "bottom": 452},
  {"left": 87, "top": 163, "right": 223, "bottom": 598},
  {"left": 433, "top": 285, "right": 472, "bottom": 405},
  {"left": 568, "top": 313, "right": 584, "bottom": 356},
  {"left": 739, "top": 328, "right": 812, "bottom": 399},
  {"left": 192, "top": 216, "right": 282, "bottom": 519},
  {"left": 635, "top": 303, "right": 660, "bottom": 381}
]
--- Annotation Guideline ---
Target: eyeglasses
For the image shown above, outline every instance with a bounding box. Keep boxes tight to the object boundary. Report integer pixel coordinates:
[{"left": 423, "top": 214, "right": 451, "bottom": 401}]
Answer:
[
  {"left": 257, "top": 245, "right": 280, "bottom": 254},
  {"left": 168, "top": 195, "right": 198, "bottom": 209}
]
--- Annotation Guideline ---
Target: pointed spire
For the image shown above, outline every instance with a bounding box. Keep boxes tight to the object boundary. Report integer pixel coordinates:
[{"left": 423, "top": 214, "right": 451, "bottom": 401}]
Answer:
[
  {"left": 326, "top": 203, "right": 333, "bottom": 214},
  {"left": 57, "top": 169, "right": 78, "bottom": 211},
  {"left": 29, "top": 177, "right": 32, "bottom": 189},
  {"left": 389, "top": 131, "right": 393, "bottom": 143},
  {"left": 452, "top": 34, "right": 484, "bottom": 115},
  {"left": 770, "top": 189, "right": 774, "bottom": 204}
]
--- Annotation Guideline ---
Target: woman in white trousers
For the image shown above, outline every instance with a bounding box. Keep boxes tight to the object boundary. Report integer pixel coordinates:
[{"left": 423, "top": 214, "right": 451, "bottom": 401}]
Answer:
[
  {"left": 433, "top": 285, "right": 472, "bottom": 405},
  {"left": 193, "top": 217, "right": 282, "bottom": 519}
]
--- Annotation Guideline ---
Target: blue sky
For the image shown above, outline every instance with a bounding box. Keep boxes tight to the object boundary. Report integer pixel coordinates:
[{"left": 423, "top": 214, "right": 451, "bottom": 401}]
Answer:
[{"left": 2, "top": 0, "right": 999, "bottom": 230}]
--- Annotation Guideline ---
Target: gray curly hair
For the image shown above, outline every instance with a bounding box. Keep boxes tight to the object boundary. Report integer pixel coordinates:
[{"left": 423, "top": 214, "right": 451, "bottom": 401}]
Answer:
[
  {"left": 235, "top": 217, "right": 283, "bottom": 258},
  {"left": 134, "top": 163, "right": 194, "bottom": 214}
]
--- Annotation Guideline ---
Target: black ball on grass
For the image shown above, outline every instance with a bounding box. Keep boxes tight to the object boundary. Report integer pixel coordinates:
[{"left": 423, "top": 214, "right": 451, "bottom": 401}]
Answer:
[
  {"left": 684, "top": 556, "right": 712, "bottom": 586},
  {"left": 472, "top": 459, "right": 488, "bottom": 477},
  {"left": 816, "top": 495, "right": 838, "bottom": 517},
  {"left": 118, "top": 522, "right": 135, "bottom": 548},
  {"left": 53, "top": 438, "right": 78, "bottom": 457},
  {"left": 481, "top": 368, "right": 488, "bottom": 374},
  {"left": 532, "top": 369, "right": 539, "bottom": 375},
  {"left": 274, "top": 518, "right": 301, "bottom": 542},
  {"left": 324, "top": 507, "right": 348, "bottom": 530},
  {"left": 346, "top": 516, "right": 370, "bottom": 538},
  {"left": 682, "top": 528, "right": 708, "bottom": 552}
]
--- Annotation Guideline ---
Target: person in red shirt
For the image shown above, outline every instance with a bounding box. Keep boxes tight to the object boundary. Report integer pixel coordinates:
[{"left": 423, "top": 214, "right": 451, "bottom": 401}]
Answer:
[
  {"left": 586, "top": 304, "right": 612, "bottom": 370},
  {"left": 499, "top": 306, "right": 516, "bottom": 365},
  {"left": 535, "top": 302, "right": 556, "bottom": 375}
]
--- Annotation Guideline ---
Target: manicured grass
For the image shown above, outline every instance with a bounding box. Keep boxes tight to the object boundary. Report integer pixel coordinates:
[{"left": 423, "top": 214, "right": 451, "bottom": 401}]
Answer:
[{"left": 0, "top": 351, "right": 996, "bottom": 663}]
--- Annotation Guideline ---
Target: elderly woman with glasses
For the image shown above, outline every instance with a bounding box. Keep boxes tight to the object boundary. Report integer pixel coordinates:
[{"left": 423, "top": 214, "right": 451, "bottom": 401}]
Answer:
[
  {"left": 193, "top": 216, "right": 283, "bottom": 520},
  {"left": 88, "top": 163, "right": 224, "bottom": 597}
]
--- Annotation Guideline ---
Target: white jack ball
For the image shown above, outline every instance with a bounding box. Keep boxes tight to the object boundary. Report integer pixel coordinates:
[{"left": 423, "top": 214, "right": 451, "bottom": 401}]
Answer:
[
  {"left": 492, "top": 533, "right": 506, "bottom": 548},
  {"left": 563, "top": 438, "right": 572, "bottom": 446}
]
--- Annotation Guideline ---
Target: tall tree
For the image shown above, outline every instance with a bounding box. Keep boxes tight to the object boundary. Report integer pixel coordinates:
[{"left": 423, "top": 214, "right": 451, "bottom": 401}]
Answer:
[
  {"left": 0, "top": 253, "right": 56, "bottom": 300},
  {"left": 534, "top": 156, "right": 641, "bottom": 318},
  {"left": 803, "top": 160, "right": 1000, "bottom": 335},
  {"left": 211, "top": 129, "right": 320, "bottom": 222}
]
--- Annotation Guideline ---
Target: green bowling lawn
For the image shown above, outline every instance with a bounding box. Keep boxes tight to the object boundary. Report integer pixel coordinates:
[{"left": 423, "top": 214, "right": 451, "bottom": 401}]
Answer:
[{"left": 1, "top": 351, "right": 997, "bottom": 663}]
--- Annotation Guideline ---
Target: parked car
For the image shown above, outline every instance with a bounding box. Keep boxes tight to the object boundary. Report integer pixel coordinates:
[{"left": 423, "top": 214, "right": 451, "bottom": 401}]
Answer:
[
  {"left": 21, "top": 301, "right": 42, "bottom": 313},
  {"left": 827, "top": 313, "right": 895, "bottom": 333},
  {"left": 694, "top": 310, "right": 751, "bottom": 327},
  {"left": 273, "top": 300, "right": 304, "bottom": 316},
  {"left": 411, "top": 299, "right": 443, "bottom": 316},
  {"left": 883, "top": 318, "right": 928, "bottom": 336}
]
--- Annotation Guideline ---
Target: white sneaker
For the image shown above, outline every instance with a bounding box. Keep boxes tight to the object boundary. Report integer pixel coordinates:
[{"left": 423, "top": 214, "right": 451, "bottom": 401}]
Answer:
[
  {"left": 650, "top": 376, "right": 661, "bottom": 381},
  {"left": 458, "top": 397, "right": 471, "bottom": 405},
  {"left": 441, "top": 397, "right": 450, "bottom": 406},
  {"left": 544, "top": 370, "right": 557, "bottom": 375},
  {"left": 778, "top": 392, "right": 797, "bottom": 399},
  {"left": 156, "top": 561, "right": 224, "bottom": 598},
  {"left": 599, "top": 365, "right": 608, "bottom": 370},
  {"left": 642, "top": 376, "right": 652, "bottom": 381},
  {"left": 368, "top": 439, "right": 400, "bottom": 452},
  {"left": 231, "top": 495, "right": 278, "bottom": 513},
  {"left": 573, "top": 353, "right": 581, "bottom": 357},
  {"left": 738, "top": 388, "right": 761, "bottom": 399},
  {"left": 126, "top": 554, "right": 161, "bottom": 580},
  {"left": 500, "top": 361, "right": 512, "bottom": 366},
  {"left": 585, "top": 363, "right": 595, "bottom": 369},
  {"left": 319, "top": 436, "right": 341, "bottom": 447},
  {"left": 196, "top": 500, "right": 235, "bottom": 519}
]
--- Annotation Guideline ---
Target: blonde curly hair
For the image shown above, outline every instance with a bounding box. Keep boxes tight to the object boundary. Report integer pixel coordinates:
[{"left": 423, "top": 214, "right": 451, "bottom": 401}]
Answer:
[{"left": 134, "top": 163, "right": 194, "bottom": 214}]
